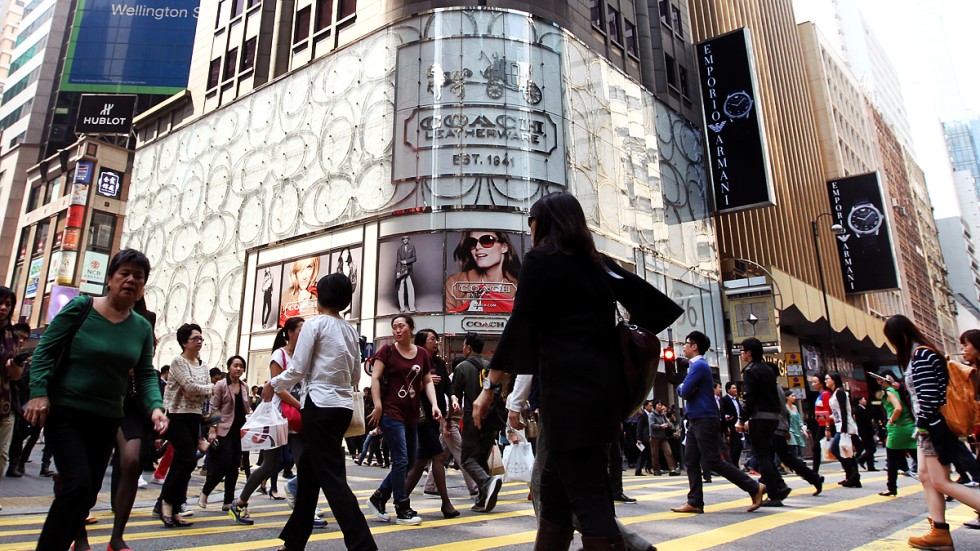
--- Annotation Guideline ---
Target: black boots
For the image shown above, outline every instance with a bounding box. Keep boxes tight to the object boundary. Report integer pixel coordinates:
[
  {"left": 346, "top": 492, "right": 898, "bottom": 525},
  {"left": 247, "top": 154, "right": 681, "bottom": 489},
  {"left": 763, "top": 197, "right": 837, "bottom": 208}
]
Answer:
[{"left": 533, "top": 519, "right": 574, "bottom": 551}]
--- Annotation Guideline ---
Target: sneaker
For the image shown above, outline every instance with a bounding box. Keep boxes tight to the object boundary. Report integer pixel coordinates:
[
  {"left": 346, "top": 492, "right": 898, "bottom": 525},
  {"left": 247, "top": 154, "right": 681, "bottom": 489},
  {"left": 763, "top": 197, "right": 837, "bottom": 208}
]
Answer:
[
  {"left": 315, "top": 508, "right": 325, "bottom": 519},
  {"left": 150, "top": 476, "right": 166, "bottom": 485},
  {"left": 137, "top": 475, "right": 149, "bottom": 489},
  {"left": 367, "top": 493, "right": 390, "bottom": 522},
  {"left": 312, "top": 516, "right": 328, "bottom": 529},
  {"left": 395, "top": 505, "right": 422, "bottom": 526},
  {"left": 483, "top": 476, "right": 503, "bottom": 513},
  {"left": 285, "top": 476, "right": 298, "bottom": 509},
  {"left": 228, "top": 503, "right": 254, "bottom": 525},
  {"left": 179, "top": 504, "right": 194, "bottom": 517}
]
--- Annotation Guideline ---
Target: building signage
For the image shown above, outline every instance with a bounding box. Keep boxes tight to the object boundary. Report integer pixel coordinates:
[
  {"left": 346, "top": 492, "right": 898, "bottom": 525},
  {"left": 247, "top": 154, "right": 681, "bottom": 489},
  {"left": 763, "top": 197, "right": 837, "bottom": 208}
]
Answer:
[
  {"left": 67, "top": 205, "right": 86, "bottom": 228},
  {"left": 74, "top": 161, "right": 94, "bottom": 184},
  {"left": 75, "top": 95, "right": 138, "bottom": 135},
  {"left": 25, "top": 258, "right": 43, "bottom": 299},
  {"left": 696, "top": 28, "right": 774, "bottom": 213},
  {"left": 827, "top": 172, "right": 899, "bottom": 294},
  {"left": 393, "top": 36, "right": 565, "bottom": 188},
  {"left": 62, "top": 228, "right": 81, "bottom": 252},
  {"left": 96, "top": 169, "right": 122, "bottom": 198},
  {"left": 461, "top": 317, "right": 508, "bottom": 333},
  {"left": 80, "top": 251, "right": 110, "bottom": 295},
  {"left": 70, "top": 184, "right": 89, "bottom": 206},
  {"left": 61, "top": 1, "right": 199, "bottom": 94}
]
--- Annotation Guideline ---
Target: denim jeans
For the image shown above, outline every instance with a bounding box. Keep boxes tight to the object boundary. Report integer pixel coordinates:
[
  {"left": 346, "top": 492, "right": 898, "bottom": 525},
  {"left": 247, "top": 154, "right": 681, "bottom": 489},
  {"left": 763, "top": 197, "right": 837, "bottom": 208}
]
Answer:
[{"left": 377, "top": 414, "right": 418, "bottom": 506}]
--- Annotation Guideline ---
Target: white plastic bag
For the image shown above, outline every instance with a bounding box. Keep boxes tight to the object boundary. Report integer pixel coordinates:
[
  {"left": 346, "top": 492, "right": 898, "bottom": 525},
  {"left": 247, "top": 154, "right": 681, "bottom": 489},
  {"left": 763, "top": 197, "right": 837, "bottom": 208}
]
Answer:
[
  {"left": 240, "top": 401, "right": 288, "bottom": 451},
  {"left": 820, "top": 437, "right": 834, "bottom": 461},
  {"left": 839, "top": 433, "right": 855, "bottom": 459},
  {"left": 502, "top": 430, "right": 535, "bottom": 483}
]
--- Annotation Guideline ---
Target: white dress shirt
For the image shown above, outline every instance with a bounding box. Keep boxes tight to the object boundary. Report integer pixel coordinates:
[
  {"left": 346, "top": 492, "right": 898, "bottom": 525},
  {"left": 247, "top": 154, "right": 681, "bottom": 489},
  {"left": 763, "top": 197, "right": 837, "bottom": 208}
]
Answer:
[{"left": 271, "top": 314, "right": 361, "bottom": 410}]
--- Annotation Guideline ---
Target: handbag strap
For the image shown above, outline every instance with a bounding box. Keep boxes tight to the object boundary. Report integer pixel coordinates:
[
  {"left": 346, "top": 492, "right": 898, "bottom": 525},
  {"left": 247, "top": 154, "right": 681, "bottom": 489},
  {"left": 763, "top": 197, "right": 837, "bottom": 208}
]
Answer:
[{"left": 52, "top": 296, "right": 94, "bottom": 381}]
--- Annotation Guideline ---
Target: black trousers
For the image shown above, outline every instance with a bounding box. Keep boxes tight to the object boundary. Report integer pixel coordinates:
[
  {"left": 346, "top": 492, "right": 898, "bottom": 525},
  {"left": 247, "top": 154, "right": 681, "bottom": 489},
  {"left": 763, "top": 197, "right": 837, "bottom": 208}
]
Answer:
[
  {"left": 748, "top": 419, "right": 783, "bottom": 494},
  {"left": 885, "top": 447, "right": 912, "bottom": 493},
  {"left": 607, "top": 438, "right": 624, "bottom": 495},
  {"left": 158, "top": 413, "right": 200, "bottom": 510},
  {"left": 35, "top": 407, "right": 119, "bottom": 551},
  {"left": 539, "top": 442, "right": 619, "bottom": 539},
  {"left": 772, "top": 433, "right": 821, "bottom": 486},
  {"left": 201, "top": 432, "right": 243, "bottom": 505},
  {"left": 279, "top": 402, "right": 376, "bottom": 551},
  {"left": 683, "top": 417, "right": 759, "bottom": 508}
]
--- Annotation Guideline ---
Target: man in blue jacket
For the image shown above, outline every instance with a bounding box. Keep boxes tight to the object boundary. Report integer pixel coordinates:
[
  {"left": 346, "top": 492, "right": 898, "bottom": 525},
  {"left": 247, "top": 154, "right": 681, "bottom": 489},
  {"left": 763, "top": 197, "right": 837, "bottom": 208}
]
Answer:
[{"left": 670, "top": 331, "right": 766, "bottom": 514}]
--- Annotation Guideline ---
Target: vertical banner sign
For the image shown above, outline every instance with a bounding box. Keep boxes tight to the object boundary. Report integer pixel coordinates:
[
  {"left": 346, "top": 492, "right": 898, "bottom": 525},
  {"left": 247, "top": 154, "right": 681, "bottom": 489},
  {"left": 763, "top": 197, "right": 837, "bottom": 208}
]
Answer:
[
  {"left": 827, "top": 172, "right": 899, "bottom": 293},
  {"left": 696, "top": 28, "right": 774, "bottom": 213}
]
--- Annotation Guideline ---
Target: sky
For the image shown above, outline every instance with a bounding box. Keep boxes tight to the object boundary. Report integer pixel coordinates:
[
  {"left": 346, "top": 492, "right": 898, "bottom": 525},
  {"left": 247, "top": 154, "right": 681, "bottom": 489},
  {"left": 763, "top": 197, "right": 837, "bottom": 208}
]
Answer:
[{"left": 856, "top": 0, "right": 980, "bottom": 218}]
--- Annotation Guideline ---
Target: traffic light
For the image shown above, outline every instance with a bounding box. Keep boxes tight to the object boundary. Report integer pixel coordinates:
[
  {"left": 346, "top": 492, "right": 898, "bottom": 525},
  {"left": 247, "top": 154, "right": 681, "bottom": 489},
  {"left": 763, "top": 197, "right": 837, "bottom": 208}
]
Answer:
[{"left": 663, "top": 346, "right": 677, "bottom": 382}]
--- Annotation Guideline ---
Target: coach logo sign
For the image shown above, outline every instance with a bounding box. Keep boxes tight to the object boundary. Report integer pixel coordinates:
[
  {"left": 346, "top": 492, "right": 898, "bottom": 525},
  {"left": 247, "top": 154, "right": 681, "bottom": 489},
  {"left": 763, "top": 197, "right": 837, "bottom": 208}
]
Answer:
[
  {"left": 697, "top": 28, "right": 774, "bottom": 213},
  {"left": 75, "top": 94, "right": 137, "bottom": 135},
  {"left": 461, "top": 317, "right": 507, "bottom": 332}
]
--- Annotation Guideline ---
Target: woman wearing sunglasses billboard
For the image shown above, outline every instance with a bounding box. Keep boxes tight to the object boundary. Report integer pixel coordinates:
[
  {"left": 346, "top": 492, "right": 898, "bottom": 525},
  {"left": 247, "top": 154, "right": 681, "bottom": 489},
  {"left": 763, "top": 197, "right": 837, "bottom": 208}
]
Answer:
[{"left": 445, "top": 231, "right": 522, "bottom": 313}]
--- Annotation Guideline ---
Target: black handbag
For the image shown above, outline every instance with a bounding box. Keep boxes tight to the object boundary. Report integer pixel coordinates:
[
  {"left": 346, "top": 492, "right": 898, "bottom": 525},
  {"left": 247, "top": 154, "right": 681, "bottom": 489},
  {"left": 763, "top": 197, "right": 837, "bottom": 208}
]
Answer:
[{"left": 617, "top": 319, "right": 661, "bottom": 418}]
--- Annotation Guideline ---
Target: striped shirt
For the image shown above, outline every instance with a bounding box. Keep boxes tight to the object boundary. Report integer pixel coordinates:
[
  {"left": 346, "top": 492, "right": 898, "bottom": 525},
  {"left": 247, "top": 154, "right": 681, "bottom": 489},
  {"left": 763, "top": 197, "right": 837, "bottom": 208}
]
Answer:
[{"left": 905, "top": 345, "right": 948, "bottom": 429}]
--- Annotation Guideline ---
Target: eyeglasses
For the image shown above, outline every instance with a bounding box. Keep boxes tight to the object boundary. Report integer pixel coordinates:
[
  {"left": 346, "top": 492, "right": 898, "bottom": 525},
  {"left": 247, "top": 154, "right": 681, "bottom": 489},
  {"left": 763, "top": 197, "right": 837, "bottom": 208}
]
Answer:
[
  {"left": 189, "top": 336, "right": 205, "bottom": 343},
  {"left": 684, "top": 341, "right": 695, "bottom": 346},
  {"left": 463, "top": 235, "right": 498, "bottom": 249}
]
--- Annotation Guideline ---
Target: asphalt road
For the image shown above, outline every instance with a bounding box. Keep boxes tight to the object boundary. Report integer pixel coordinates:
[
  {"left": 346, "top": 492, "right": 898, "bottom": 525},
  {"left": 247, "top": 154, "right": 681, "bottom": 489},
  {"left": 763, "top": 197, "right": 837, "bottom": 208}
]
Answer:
[{"left": 2, "top": 450, "right": 979, "bottom": 550}]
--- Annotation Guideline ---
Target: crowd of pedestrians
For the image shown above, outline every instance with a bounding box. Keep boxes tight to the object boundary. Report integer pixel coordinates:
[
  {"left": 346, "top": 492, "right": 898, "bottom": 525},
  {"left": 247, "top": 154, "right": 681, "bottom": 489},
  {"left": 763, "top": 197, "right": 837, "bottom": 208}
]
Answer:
[{"left": 5, "top": 195, "right": 980, "bottom": 551}]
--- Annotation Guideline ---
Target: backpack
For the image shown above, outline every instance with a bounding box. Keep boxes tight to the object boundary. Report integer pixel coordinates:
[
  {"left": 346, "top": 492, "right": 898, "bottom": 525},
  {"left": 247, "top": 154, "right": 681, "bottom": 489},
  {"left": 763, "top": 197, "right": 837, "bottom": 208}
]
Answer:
[{"left": 941, "top": 358, "right": 980, "bottom": 437}]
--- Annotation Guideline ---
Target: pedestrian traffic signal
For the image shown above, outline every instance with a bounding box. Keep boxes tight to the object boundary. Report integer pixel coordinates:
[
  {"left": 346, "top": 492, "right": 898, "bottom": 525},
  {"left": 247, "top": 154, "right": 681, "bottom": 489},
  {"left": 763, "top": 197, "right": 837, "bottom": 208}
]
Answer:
[{"left": 663, "top": 348, "right": 676, "bottom": 362}]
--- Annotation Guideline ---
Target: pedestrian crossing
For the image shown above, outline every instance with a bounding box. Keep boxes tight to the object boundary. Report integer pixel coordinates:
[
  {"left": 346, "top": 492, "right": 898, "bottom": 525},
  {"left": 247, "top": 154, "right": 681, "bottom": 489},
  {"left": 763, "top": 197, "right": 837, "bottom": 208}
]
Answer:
[{"left": 0, "top": 468, "right": 977, "bottom": 550}]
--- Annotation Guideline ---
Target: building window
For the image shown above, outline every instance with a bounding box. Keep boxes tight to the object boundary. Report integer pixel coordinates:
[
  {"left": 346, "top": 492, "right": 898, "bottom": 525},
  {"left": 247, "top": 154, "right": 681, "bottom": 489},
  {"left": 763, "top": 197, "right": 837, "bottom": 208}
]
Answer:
[
  {"left": 216, "top": 0, "right": 227, "bottom": 28},
  {"left": 248, "top": 0, "right": 262, "bottom": 8},
  {"left": 15, "top": 228, "right": 28, "bottom": 264},
  {"left": 671, "top": 5, "right": 682, "bottom": 37},
  {"left": 208, "top": 58, "right": 221, "bottom": 88},
  {"left": 43, "top": 177, "right": 61, "bottom": 204},
  {"left": 607, "top": 6, "right": 621, "bottom": 44},
  {"left": 339, "top": 0, "right": 356, "bottom": 20},
  {"left": 624, "top": 20, "right": 638, "bottom": 57},
  {"left": 295, "top": 6, "right": 311, "bottom": 43},
  {"left": 230, "top": 0, "right": 246, "bottom": 18},
  {"left": 88, "top": 212, "right": 116, "bottom": 253},
  {"left": 665, "top": 54, "right": 677, "bottom": 88},
  {"left": 659, "top": 0, "right": 670, "bottom": 26},
  {"left": 32, "top": 221, "right": 49, "bottom": 257},
  {"left": 590, "top": 0, "right": 604, "bottom": 32},
  {"left": 316, "top": 0, "right": 333, "bottom": 32},
  {"left": 679, "top": 66, "right": 689, "bottom": 97},
  {"left": 223, "top": 48, "right": 238, "bottom": 80},
  {"left": 26, "top": 184, "right": 42, "bottom": 212},
  {"left": 241, "top": 38, "right": 256, "bottom": 72}
]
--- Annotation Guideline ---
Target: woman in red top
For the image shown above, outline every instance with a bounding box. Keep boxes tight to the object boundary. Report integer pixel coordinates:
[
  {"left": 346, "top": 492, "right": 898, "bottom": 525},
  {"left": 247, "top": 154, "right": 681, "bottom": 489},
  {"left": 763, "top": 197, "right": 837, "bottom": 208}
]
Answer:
[{"left": 365, "top": 315, "right": 442, "bottom": 526}]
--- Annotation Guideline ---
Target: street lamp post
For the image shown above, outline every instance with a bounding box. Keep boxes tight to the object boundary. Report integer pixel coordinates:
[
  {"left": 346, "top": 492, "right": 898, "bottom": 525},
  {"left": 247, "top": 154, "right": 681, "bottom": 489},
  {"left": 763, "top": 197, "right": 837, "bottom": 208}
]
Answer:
[{"left": 810, "top": 213, "right": 845, "bottom": 371}]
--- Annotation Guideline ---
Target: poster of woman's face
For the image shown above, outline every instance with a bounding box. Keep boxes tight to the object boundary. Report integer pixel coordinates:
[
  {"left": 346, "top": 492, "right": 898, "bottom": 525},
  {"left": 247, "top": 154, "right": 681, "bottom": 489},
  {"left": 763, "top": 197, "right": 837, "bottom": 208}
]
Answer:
[
  {"left": 330, "top": 245, "right": 363, "bottom": 320},
  {"left": 278, "top": 254, "right": 330, "bottom": 327},
  {"left": 376, "top": 233, "right": 444, "bottom": 316},
  {"left": 252, "top": 264, "right": 283, "bottom": 332},
  {"left": 444, "top": 230, "right": 525, "bottom": 313}
]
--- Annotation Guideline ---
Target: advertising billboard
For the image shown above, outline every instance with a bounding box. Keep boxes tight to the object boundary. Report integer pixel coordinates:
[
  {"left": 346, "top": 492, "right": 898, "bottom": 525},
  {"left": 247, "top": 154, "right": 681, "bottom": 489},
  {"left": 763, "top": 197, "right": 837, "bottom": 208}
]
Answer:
[
  {"left": 696, "top": 28, "right": 774, "bottom": 213},
  {"left": 60, "top": 0, "right": 200, "bottom": 94},
  {"left": 79, "top": 251, "right": 110, "bottom": 294},
  {"left": 827, "top": 172, "right": 899, "bottom": 294},
  {"left": 76, "top": 94, "right": 137, "bottom": 135},
  {"left": 444, "top": 231, "right": 525, "bottom": 313}
]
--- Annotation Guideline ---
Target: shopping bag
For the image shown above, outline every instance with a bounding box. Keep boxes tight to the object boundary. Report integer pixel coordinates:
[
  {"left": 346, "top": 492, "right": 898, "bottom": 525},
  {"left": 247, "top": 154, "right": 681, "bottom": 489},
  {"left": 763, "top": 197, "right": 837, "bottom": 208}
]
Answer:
[
  {"left": 839, "top": 433, "right": 855, "bottom": 458},
  {"left": 820, "top": 437, "right": 834, "bottom": 461},
  {"left": 240, "top": 401, "right": 288, "bottom": 451},
  {"left": 488, "top": 444, "right": 505, "bottom": 476},
  {"left": 345, "top": 390, "right": 366, "bottom": 438},
  {"left": 502, "top": 430, "right": 534, "bottom": 483}
]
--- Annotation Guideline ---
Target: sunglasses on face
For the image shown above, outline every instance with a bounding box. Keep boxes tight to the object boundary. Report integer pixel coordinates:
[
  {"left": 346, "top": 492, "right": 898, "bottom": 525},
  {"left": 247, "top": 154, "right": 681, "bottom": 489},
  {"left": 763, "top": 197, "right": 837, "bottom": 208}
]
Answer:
[{"left": 463, "top": 235, "right": 499, "bottom": 249}]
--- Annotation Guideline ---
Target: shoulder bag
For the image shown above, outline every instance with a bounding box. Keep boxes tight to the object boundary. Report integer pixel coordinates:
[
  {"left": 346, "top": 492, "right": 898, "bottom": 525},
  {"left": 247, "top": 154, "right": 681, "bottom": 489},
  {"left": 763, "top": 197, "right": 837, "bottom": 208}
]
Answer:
[
  {"left": 277, "top": 351, "right": 303, "bottom": 433},
  {"left": 51, "top": 296, "right": 94, "bottom": 383}
]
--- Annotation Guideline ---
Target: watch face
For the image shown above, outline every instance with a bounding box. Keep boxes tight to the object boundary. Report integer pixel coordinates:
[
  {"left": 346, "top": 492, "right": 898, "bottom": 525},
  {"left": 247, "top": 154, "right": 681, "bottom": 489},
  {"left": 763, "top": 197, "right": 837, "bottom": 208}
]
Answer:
[
  {"left": 848, "top": 205, "right": 881, "bottom": 233},
  {"left": 723, "top": 91, "right": 753, "bottom": 119}
]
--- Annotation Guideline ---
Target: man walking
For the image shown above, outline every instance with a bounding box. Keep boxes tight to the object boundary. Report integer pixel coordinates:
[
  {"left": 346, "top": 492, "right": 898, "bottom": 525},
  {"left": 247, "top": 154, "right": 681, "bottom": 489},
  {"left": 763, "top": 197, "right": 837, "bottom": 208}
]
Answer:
[
  {"left": 855, "top": 396, "right": 878, "bottom": 471},
  {"left": 670, "top": 331, "right": 765, "bottom": 514},
  {"left": 451, "top": 333, "right": 503, "bottom": 512},
  {"left": 736, "top": 338, "right": 786, "bottom": 506},
  {"left": 633, "top": 401, "right": 653, "bottom": 476},
  {"left": 721, "top": 382, "right": 742, "bottom": 467}
]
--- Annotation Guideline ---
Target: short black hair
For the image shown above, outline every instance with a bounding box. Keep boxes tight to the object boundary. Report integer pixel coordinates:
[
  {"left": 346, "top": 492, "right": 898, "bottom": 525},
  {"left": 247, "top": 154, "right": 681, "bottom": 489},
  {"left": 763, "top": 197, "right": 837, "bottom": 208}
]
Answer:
[
  {"left": 226, "top": 355, "right": 247, "bottom": 372},
  {"left": 725, "top": 381, "right": 737, "bottom": 392},
  {"left": 107, "top": 248, "right": 151, "bottom": 280},
  {"left": 161, "top": 365, "right": 170, "bottom": 374},
  {"left": 317, "top": 273, "right": 353, "bottom": 310},
  {"left": 11, "top": 322, "right": 30, "bottom": 336},
  {"left": 209, "top": 367, "right": 223, "bottom": 378},
  {"left": 740, "top": 337, "right": 763, "bottom": 362},
  {"left": 414, "top": 328, "right": 438, "bottom": 348},
  {"left": 392, "top": 314, "right": 415, "bottom": 330},
  {"left": 464, "top": 332, "right": 484, "bottom": 354},
  {"left": 685, "top": 331, "right": 710, "bottom": 355},
  {"left": 176, "top": 323, "right": 202, "bottom": 350}
]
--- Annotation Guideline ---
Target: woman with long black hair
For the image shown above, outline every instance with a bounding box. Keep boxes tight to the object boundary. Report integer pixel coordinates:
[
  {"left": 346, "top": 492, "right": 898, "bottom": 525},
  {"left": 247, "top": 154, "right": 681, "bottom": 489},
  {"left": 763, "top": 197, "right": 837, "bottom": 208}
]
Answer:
[
  {"left": 197, "top": 355, "right": 251, "bottom": 510},
  {"left": 884, "top": 314, "right": 980, "bottom": 550},
  {"left": 473, "top": 192, "right": 681, "bottom": 550},
  {"left": 823, "top": 372, "right": 861, "bottom": 488}
]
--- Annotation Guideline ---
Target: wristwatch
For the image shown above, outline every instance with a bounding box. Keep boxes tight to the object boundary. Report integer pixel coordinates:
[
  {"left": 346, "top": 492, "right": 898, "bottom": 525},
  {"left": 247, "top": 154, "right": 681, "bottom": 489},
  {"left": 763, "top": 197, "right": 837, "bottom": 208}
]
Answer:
[
  {"left": 482, "top": 377, "right": 500, "bottom": 391},
  {"left": 846, "top": 198, "right": 883, "bottom": 247}
]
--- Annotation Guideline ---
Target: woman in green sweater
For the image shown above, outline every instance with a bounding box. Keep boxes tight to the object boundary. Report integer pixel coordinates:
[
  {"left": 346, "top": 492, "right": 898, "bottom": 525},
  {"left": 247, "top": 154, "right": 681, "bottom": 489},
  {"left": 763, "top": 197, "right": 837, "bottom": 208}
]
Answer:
[
  {"left": 25, "top": 249, "right": 167, "bottom": 551},
  {"left": 877, "top": 371, "right": 916, "bottom": 497}
]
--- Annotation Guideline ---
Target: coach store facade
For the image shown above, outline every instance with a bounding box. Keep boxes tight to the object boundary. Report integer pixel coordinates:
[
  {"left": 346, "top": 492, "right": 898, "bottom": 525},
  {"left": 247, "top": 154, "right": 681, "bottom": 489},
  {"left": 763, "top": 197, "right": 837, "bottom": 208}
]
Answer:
[{"left": 126, "top": 8, "right": 727, "bottom": 388}]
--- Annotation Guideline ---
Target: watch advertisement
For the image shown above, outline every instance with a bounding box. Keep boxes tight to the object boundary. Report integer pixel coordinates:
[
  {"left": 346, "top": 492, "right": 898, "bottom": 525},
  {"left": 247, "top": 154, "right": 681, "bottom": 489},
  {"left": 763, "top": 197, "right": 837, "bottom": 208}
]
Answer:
[
  {"left": 827, "top": 172, "right": 899, "bottom": 294},
  {"left": 696, "top": 27, "right": 774, "bottom": 213}
]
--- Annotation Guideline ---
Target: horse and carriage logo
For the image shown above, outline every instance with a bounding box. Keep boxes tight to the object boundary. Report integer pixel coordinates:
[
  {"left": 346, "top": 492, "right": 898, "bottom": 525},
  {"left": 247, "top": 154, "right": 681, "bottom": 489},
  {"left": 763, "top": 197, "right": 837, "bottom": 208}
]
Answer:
[{"left": 426, "top": 52, "right": 543, "bottom": 105}]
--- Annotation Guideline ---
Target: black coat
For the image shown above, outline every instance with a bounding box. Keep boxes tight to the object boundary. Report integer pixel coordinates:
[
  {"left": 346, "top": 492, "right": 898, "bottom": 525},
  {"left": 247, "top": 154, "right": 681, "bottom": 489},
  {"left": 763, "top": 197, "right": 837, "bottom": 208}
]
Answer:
[{"left": 490, "top": 248, "right": 682, "bottom": 452}]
